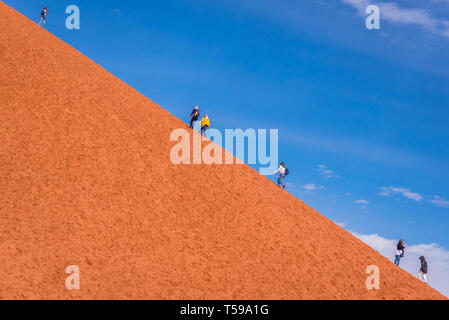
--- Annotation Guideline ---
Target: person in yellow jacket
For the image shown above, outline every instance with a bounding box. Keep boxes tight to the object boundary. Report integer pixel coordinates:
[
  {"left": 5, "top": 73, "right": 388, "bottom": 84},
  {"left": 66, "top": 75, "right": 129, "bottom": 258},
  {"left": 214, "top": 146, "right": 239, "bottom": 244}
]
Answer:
[{"left": 200, "top": 114, "right": 210, "bottom": 135}]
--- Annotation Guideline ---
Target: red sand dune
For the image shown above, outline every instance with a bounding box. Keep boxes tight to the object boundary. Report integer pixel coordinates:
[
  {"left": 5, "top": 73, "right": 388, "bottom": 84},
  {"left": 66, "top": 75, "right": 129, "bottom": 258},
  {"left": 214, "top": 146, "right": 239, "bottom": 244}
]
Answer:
[{"left": 0, "top": 1, "right": 446, "bottom": 300}]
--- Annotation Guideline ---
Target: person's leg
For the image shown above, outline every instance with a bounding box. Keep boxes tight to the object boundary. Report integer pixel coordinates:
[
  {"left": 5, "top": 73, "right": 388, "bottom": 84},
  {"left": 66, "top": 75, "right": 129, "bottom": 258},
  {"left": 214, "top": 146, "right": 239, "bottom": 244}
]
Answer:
[
  {"left": 279, "top": 174, "right": 285, "bottom": 188},
  {"left": 423, "top": 273, "right": 427, "bottom": 284},
  {"left": 417, "top": 271, "right": 422, "bottom": 280},
  {"left": 277, "top": 175, "right": 283, "bottom": 186},
  {"left": 394, "top": 256, "right": 399, "bottom": 265},
  {"left": 202, "top": 125, "right": 209, "bottom": 136},
  {"left": 190, "top": 118, "right": 195, "bottom": 129}
]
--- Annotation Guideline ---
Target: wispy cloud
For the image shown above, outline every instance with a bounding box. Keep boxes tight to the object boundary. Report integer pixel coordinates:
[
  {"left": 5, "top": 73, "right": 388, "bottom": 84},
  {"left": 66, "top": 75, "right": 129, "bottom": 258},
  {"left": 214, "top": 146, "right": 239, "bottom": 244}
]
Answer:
[
  {"left": 342, "top": 0, "right": 449, "bottom": 38},
  {"left": 380, "top": 186, "right": 423, "bottom": 202},
  {"left": 283, "top": 131, "right": 449, "bottom": 175},
  {"left": 429, "top": 195, "right": 449, "bottom": 208},
  {"left": 316, "top": 164, "right": 340, "bottom": 179},
  {"left": 287, "top": 182, "right": 325, "bottom": 194},
  {"left": 353, "top": 232, "right": 449, "bottom": 297},
  {"left": 111, "top": 8, "right": 122, "bottom": 15},
  {"left": 302, "top": 183, "right": 325, "bottom": 191},
  {"left": 379, "top": 187, "right": 449, "bottom": 208},
  {"left": 355, "top": 199, "right": 370, "bottom": 205}
]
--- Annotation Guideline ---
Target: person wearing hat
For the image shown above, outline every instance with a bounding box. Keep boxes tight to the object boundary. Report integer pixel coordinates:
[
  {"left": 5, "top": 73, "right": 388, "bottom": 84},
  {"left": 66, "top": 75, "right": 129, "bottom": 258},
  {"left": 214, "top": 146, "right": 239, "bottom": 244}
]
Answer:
[
  {"left": 189, "top": 105, "right": 200, "bottom": 129},
  {"left": 416, "top": 256, "right": 428, "bottom": 284},
  {"left": 200, "top": 114, "right": 210, "bottom": 135},
  {"left": 38, "top": 7, "right": 48, "bottom": 28}
]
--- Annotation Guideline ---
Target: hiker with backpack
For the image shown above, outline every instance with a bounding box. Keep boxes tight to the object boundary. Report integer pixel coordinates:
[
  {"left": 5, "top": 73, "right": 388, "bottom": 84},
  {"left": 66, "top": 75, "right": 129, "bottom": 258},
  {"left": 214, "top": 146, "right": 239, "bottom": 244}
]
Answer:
[
  {"left": 394, "top": 239, "right": 406, "bottom": 266},
  {"left": 416, "top": 256, "right": 428, "bottom": 284},
  {"left": 200, "top": 114, "right": 210, "bottom": 136},
  {"left": 275, "top": 162, "right": 289, "bottom": 189},
  {"left": 189, "top": 105, "right": 200, "bottom": 129},
  {"left": 38, "top": 7, "right": 47, "bottom": 28}
]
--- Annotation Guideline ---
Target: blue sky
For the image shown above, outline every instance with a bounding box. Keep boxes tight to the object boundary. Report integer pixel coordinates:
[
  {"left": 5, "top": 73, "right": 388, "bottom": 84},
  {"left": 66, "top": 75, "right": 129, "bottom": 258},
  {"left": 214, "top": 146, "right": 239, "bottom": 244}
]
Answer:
[{"left": 5, "top": 0, "right": 449, "bottom": 295}]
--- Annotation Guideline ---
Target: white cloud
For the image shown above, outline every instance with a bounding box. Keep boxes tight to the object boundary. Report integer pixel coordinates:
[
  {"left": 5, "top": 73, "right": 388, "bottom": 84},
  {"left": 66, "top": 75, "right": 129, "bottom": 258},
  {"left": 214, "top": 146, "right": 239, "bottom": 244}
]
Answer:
[
  {"left": 316, "top": 164, "right": 340, "bottom": 179},
  {"left": 343, "top": 0, "right": 377, "bottom": 13},
  {"left": 342, "top": 0, "right": 449, "bottom": 38},
  {"left": 302, "top": 184, "right": 325, "bottom": 191},
  {"left": 380, "top": 186, "right": 423, "bottom": 202},
  {"left": 355, "top": 199, "right": 370, "bottom": 205},
  {"left": 429, "top": 195, "right": 449, "bottom": 208},
  {"left": 353, "top": 232, "right": 449, "bottom": 298},
  {"left": 380, "top": 3, "right": 438, "bottom": 30},
  {"left": 336, "top": 222, "right": 347, "bottom": 228},
  {"left": 380, "top": 187, "right": 449, "bottom": 208}
]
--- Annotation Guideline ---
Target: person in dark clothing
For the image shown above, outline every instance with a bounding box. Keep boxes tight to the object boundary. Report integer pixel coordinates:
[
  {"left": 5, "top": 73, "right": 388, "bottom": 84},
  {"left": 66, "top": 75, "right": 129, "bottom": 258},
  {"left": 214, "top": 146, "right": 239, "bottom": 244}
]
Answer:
[
  {"left": 394, "top": 239, "right": 406, "bottom": 266},
  {"left": 416, "top": 256, "right": 428, "bottom": 284},
  {"left": 189, "top": 105, "right": 200, "bottom": 129},
  {"left": 38, "top": 7, "right": 48, "bottom": 28}
]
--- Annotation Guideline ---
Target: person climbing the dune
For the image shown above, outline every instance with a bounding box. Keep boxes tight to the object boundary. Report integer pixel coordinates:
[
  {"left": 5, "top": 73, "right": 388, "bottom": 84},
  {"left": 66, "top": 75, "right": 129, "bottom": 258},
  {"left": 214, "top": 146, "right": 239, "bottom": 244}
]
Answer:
[
  {"left": 38, "top": 7, "right": 47, "bottom": 28},
  {"left": 394, "top": 239, "right": 406, "bottom": 266},
  {"left": 200, "top": 114, "right": 210, "bottom": 136},
  {"left": 275, "top": 162, "right": 289, "bottom": 189},
  {"left": 189, "top": 105, "right": 200, "bottom": 129},
  {"left": 416, "top": 256, "right": 428, "bottom": 284}
]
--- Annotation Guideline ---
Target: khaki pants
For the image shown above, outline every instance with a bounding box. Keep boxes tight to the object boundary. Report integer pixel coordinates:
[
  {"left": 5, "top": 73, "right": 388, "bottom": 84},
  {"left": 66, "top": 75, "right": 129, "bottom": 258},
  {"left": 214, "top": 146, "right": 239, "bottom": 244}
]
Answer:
[{"left": 416, "top": 271, "right": 427, "bottom": 283}]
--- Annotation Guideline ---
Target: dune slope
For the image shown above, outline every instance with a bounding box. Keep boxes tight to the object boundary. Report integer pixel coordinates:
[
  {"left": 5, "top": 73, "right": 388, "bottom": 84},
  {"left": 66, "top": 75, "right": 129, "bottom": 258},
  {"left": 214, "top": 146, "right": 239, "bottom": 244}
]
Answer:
[{"left": 0, "top": 1, "right": 445, "bottom": 299}]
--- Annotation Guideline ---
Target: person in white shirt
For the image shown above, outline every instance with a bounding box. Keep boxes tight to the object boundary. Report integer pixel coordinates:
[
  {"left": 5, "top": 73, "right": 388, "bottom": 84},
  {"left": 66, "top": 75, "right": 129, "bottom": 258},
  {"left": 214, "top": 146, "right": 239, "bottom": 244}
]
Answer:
[
  {"left": 275, "top": 162, "right": 287, "bottom": 189},
  {"left": 394, "top": 239, "right": 406, "bottom": 266}
]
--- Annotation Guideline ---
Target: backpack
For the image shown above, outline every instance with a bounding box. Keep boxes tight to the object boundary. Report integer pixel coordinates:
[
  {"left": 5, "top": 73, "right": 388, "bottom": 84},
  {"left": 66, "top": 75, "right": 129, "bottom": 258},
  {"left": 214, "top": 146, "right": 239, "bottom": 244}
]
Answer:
[{"left": 285, "top": 168, "right": 289, "bottom": 176}]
